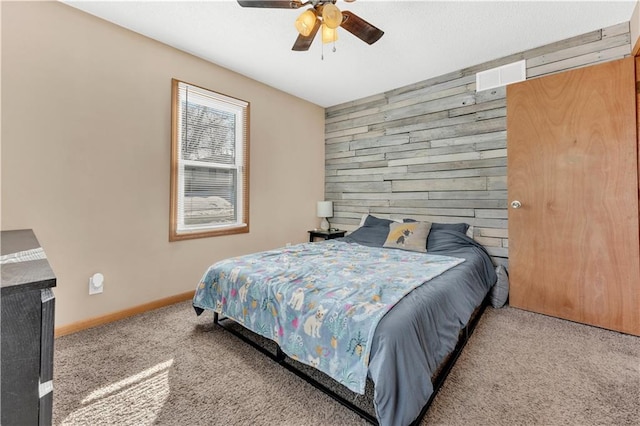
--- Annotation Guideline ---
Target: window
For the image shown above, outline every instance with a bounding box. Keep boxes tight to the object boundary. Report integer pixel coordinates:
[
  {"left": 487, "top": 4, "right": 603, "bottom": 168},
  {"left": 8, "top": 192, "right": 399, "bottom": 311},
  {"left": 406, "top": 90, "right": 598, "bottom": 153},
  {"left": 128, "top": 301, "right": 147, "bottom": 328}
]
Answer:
[{"left": 170, "top": 79, "right": 249, "bottom": 241}]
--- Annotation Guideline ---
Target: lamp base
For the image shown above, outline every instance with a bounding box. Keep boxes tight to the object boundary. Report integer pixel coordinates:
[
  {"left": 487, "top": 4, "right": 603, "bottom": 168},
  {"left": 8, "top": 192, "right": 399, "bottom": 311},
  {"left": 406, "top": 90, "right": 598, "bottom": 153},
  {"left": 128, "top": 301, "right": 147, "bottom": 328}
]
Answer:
[{"left": 320, "top": 218, "right": 330, "bottom": 231}]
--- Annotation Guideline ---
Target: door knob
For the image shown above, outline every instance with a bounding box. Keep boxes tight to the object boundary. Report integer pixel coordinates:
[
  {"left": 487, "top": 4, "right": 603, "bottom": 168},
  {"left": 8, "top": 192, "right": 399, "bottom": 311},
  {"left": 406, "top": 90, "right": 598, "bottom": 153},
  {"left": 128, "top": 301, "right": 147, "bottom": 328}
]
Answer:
[{"left": 510, "top": 200, "right": 522, "bottom": 209}]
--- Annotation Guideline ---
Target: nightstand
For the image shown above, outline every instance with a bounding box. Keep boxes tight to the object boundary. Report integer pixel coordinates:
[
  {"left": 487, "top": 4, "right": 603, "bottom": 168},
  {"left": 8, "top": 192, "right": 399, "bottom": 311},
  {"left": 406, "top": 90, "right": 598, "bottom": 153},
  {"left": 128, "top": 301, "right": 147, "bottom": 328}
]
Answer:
[{"left": 308, "top": 229, "right": 346, "bottom": 242}]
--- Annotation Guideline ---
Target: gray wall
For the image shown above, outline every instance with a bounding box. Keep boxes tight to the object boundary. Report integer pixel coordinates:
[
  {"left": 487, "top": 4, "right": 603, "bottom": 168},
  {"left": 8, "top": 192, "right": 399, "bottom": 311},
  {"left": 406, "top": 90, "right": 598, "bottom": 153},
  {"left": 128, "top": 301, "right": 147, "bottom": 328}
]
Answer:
[{"left": 324, "top": 22, "right": 630, "bottom": 264}]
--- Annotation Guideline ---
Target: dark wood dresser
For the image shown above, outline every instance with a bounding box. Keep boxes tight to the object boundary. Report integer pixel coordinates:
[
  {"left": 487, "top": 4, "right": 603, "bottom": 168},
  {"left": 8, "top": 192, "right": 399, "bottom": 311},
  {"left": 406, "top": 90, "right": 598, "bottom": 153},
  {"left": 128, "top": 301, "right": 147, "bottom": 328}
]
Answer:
[{"left": 1, "top": 229, "right": 56, "bottom": 425}]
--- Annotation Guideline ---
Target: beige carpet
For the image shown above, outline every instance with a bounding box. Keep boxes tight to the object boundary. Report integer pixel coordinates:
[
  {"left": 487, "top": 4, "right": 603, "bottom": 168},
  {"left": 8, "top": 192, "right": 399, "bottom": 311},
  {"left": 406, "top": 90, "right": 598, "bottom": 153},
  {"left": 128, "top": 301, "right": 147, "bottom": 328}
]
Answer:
[{"left": 53, "top": 302, "right": 639, "bottom": 425}]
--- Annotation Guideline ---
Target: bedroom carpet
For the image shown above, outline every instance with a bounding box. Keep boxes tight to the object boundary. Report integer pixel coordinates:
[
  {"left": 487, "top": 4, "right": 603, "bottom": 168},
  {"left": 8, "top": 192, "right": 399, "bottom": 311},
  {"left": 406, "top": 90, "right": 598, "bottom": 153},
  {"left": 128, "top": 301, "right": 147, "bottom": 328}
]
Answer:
[{"left": 53, "top": 301, "right": 639, "bottom": 426}]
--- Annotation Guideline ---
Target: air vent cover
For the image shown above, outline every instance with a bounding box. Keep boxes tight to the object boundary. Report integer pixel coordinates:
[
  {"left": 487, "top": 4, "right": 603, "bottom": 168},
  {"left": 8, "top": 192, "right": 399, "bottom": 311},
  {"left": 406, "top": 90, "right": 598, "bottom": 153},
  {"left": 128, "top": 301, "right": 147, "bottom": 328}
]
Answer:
[{"left": 476, "top": 60, "right": 526, "bottom": 92}]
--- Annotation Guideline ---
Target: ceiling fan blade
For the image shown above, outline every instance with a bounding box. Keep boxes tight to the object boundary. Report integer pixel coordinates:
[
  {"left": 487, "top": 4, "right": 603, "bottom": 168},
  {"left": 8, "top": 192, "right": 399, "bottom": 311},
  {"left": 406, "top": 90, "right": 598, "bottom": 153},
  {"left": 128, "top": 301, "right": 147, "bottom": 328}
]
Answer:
[
  {"left": 340, "top": 10, "right": 384, "bottom": 45},
  {"left": 237, "top": 0, "right": 301, "bottom": 9},
  {"left": 292, "top": 18, "right": 321, "bottom": 51}
]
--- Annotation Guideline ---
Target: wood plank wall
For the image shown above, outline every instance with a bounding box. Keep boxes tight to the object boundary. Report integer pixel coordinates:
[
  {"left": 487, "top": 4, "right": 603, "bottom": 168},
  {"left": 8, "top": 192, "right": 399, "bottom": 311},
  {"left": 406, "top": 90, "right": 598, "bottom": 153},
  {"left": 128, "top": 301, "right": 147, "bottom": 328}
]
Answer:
[{"left": 324, "top": 22, "right": 630, "bottom": 264}]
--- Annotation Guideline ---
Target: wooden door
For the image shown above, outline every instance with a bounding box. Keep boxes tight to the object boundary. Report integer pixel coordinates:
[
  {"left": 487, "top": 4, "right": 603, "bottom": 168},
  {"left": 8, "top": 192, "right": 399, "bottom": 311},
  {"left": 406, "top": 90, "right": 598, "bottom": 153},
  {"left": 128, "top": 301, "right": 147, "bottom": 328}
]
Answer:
[{"left": 507, "top": 57, "right": 640, "bottom": 336}]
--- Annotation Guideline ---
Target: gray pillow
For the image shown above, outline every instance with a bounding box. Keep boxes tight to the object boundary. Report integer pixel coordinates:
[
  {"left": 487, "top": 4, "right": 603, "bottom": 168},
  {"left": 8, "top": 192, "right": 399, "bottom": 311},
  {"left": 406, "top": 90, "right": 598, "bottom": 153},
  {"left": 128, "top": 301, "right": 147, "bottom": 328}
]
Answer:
[
  {"left": 431, "top": 222, "right": 470, "bottom": 234},
  {"left": 364, "top": 214, "right": 394, "bottom": 227},
  {"left": 404, "top": 219, "right": 469, "bottom": 234},
  {"left": 490, "top": 265, "right": 509, "bottom": 308},
  {"left": 343, "top": 215, "right": 394, "bottom": 247}
]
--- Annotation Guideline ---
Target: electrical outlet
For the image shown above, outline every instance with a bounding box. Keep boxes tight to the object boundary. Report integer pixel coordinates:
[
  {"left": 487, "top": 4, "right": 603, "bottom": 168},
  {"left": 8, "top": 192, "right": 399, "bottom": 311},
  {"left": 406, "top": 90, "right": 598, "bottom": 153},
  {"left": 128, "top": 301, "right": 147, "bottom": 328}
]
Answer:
[{"left": 89, "top": 273, "right": 104, "bottom": 295}]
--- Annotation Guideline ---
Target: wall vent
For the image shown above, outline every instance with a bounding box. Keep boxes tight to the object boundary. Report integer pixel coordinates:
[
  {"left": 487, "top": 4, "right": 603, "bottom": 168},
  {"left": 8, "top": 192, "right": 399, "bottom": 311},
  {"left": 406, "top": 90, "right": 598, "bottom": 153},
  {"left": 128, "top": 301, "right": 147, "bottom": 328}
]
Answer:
[{"left": 476, "top": 60, "right": 526, "bottom": 92}]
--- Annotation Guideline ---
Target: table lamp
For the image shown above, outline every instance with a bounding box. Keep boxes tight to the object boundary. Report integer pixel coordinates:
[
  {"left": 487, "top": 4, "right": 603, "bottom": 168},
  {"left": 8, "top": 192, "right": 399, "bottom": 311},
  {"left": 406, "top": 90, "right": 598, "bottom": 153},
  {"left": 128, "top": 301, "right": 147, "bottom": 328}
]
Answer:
[{"left": 317, "top": 201, "right": 333, "bottom": 231}]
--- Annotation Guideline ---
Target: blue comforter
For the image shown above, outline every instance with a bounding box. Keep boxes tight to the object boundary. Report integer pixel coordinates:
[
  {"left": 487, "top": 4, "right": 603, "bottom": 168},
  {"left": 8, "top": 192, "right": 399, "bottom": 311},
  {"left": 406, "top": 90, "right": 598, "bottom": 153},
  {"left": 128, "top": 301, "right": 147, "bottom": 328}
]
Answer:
[
  {"left": 195, "top": 230, "right": 496, "bottom": 426},
  {"left": 362, "top": 230, "right": 496, "bottom": 426},
  {"left": 193, "top": 241, "right": 464, "bottom": 394}
]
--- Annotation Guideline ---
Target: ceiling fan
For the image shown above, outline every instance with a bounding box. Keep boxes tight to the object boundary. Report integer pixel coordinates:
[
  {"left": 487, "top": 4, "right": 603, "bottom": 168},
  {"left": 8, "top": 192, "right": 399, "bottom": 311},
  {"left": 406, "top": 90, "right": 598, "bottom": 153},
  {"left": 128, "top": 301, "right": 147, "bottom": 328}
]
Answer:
[{"left": 237, "top": 0, "right": 384, "bottom": 52}]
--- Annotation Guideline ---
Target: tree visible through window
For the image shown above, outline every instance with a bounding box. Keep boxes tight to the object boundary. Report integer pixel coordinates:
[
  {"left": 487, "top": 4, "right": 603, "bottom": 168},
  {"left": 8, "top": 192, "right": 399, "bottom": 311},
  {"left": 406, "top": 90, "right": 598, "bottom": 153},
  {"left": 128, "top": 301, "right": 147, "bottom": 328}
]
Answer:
[{"left": 170, "top": 79, "right": 249, "bottom": 241}]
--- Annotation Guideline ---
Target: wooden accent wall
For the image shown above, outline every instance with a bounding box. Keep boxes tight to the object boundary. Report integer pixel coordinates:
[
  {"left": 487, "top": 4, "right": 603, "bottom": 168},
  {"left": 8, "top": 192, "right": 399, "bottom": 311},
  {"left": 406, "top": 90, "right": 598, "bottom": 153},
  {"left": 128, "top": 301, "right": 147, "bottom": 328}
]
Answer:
[{"left": 324, "top": 22, "right": 630, "bottom": 264}]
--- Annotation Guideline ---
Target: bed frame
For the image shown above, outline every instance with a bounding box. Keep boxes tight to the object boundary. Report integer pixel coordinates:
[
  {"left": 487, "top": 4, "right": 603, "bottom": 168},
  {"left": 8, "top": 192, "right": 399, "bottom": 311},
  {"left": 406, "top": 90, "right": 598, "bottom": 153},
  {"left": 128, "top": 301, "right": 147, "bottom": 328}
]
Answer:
[{"left": 212, "top": 295, "right": 489, "bottom": 425}]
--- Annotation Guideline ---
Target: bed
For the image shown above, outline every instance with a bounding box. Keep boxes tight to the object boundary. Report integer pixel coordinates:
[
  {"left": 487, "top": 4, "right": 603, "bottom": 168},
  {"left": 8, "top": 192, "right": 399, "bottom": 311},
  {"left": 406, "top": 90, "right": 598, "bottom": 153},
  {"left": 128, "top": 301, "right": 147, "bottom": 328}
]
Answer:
[{"left": 193, "top": 215, "right": 497, "bottom": 426}]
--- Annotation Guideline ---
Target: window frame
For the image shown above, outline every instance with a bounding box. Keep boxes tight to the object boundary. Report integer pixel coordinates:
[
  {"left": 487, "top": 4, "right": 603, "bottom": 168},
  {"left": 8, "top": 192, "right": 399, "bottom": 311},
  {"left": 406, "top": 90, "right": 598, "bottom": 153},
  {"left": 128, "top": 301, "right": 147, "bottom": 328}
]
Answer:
[{"left": 169, "top": 79, "right": 250, "bottom": 241}]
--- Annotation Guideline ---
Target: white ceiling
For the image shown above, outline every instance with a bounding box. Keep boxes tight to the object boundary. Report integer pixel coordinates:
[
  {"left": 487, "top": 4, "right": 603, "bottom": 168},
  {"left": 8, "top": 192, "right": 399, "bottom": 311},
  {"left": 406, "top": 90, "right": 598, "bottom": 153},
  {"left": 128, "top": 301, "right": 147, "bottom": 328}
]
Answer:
[{"left": 63, "top": 0, "right": 637, "bottom": 108}]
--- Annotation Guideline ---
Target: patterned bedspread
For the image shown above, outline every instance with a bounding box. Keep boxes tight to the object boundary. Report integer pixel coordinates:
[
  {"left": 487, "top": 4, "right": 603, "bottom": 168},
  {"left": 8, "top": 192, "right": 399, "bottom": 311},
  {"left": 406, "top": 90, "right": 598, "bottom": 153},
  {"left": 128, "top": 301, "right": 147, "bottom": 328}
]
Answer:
[{"left": 193, "top": 241, "right": 464, "bottom": 394}]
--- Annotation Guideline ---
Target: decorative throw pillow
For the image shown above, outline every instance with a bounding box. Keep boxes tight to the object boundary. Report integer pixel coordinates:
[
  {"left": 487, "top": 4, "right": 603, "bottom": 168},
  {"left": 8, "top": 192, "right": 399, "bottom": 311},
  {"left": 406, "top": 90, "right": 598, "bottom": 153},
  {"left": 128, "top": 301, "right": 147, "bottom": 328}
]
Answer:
[
  {"left": 490, "top": 265, "right": 509, "bottom": 308},
  {"left": 383, "top": 222, "right": 431, "bottom": 253}
]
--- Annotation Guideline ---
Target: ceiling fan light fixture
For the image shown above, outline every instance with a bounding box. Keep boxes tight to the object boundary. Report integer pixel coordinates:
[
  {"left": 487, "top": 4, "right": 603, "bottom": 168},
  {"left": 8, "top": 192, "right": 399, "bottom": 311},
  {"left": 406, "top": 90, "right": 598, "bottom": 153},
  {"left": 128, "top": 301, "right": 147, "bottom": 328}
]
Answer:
[
  {"left": 295, "top": 9, "right": 317, "bottom": 37},
  {"left": 322, "top": 3, "right": 343, "bottom": 29},
  {"left": 321, "top": 23, "right": 338, "bottom": 44},
  {"left": 237, "top": 0, "right": 382, "bottom": 53}
]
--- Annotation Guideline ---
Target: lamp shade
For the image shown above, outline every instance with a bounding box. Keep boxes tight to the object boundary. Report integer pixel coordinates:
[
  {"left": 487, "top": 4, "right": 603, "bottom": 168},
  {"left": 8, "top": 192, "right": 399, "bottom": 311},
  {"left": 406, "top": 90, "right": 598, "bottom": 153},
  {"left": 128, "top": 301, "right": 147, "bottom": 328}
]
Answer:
[
  {"left": 317, "top": 201, "right": 333, "bottom": 218},
  {"left": 295, "top": 9, "right": 317, "bottom": 37},
  {"left": 321, "top": 24, "right": 338, "bottom": 44},
  {"left": 322, "top": 4, "right": 343, "bottom": 29}
]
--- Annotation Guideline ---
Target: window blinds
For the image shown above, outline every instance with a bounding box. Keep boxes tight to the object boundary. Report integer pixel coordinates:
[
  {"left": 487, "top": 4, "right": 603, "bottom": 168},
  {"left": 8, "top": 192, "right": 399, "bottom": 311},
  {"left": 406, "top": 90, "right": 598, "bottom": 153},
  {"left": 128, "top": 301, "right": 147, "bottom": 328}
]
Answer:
[{"left": 176, "top": 82, "right": 246, "bottom": 231}]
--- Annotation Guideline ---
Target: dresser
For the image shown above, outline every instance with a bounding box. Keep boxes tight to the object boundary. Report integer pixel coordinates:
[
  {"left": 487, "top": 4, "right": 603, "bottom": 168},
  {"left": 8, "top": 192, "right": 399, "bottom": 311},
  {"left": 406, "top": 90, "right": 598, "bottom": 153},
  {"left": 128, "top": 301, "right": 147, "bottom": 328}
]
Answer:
[{"left": 1, "top": 229, "right": 56, "bottom": 425}]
